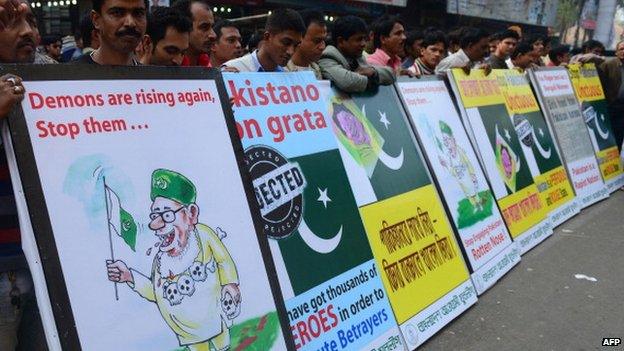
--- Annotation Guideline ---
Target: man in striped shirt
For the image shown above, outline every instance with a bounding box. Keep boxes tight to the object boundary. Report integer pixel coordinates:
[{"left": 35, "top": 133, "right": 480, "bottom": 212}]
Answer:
[{"left": 408, "top": 30, "right": 447, "bottom": 76}]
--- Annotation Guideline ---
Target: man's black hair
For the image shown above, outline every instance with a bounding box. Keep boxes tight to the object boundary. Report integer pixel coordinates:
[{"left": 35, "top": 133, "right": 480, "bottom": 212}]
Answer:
[
  {"left": 265, "top": 8, "right": 305, "bottom": 35},
  {"left": 581, "top": 39, "right": 605, "bottom": 53},
  {"left": 331, "top": 15, "right": 367, "bottom": 42},
  {"left": 92, "top": 0, "right": 103, "bottom": 13},
  {"left": 246, "top": 30, "right": 264, "bottom": 52},
  {"left": 371, "top": 14, "right": 403, "bottom": 49},
  {"left": 510, "top": 41, "right": 533, "bottom": 59},
  {"left": 494, "top": 29, "right": 520, "bottom": 42},
  {"left": 42, "top": 34, "right": 61, "bottom": 46},
  {"left": 405, "top": 29, "right": 423, "bottom": 48},
  {"left": 213, "top": 19, "right": 238, "bottom": 40},
  {"left": 147, "top": 6, "right": 192, "bottom": 47},
  {"left": 171, "top": 0, "right": 211, "bottom": 19},
  {"left": 298, "top": 9, "right": 326, "bottom": 33},
  {"left": 448, "top": 26, "right": 467, "bottom": 46},
  {"left": 79, "top": 14, "right": 94, "bottom": 47},
  {"left": 93, "top": 0, "right": 149, "bottom": 13},
  {"left": 421, "top": 30, "right": 447, "bottom": 49},
  {"left": 548, "top": 44, "right": 569, "bottom": 63},
  {"left": 525, "top": 33, "right": 545, "bottom": 45},
  {"left": 459, "top": 27, "right": 489, "bottom": 49}
]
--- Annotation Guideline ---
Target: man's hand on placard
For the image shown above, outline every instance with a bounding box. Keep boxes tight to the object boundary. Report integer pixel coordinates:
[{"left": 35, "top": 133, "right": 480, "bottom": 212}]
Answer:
[
  {"left": 460, "top": 64, "right": 471, "bottom": 75},
  {"left": 0, "top": 74, "right": 24, "bottom": 120},
  {"left": 356, "top": 66, "right": 376, "bottom": 77},
  {"left": 399, "top": 68, "right": 418, "bottom": 78},
  {"left": 221, "top": 66, "right": 239, "bottom": 73},
  {"left": 481, "top": 63, "right": 492, "bottom": 76}
]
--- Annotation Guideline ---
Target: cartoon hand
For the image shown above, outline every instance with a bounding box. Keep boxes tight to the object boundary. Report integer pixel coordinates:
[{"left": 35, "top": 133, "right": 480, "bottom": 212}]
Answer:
[{"left": 106, "top": 260, "right": 134, "bottom": 284}]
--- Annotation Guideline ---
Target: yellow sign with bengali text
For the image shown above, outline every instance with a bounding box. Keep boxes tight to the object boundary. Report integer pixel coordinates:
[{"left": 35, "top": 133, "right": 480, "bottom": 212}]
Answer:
[
  {"left": 497, "top": 184, "right": 548, "bottom": 238},
  {"left": 533, "top": 166, "right": 576, "bottom": 211},
  {"left": 568, "top": 63, "right": 624, "bottom": 184},
  {"left": 568, "top": 63, "right": 605, "bottom": 102},
  {"left": 359, "top": 185, "right": 469, "bottom": 324},
  {"left": 597, "top": 147, "right": 623, "bottom": 181},
  {"left": 493, "top": 70, "right": 540, "bottom": 115},
  {"left": 451, "top": 69, "right": 505, "bottom": 108}
]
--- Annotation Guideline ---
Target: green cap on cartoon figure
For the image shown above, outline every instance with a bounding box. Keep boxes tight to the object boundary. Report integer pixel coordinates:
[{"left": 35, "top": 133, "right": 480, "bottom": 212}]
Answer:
[
  {"left": 439, "top": 121, "right": 453, "bottom": 135},
  {"left": 150, "top": 169, "right": 196, "bottom": 205}
]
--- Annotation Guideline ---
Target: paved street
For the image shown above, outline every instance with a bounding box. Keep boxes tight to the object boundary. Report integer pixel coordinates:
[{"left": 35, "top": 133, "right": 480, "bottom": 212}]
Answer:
[{"left": 421, "top": 191, "right": 624, "bottom": 351}]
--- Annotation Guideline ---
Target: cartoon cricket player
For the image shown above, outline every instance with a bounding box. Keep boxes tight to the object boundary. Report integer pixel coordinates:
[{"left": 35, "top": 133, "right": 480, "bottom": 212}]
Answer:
[
  {"left": 106, "top": 169, "right": 240, "bottom": 351},
  {"left": 435, "top": 120, "right": 483, "bottom": 213}
]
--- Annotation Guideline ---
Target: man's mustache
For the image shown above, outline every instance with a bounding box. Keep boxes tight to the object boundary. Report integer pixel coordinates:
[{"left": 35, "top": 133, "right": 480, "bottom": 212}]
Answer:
[
  {"left": 116, "top": 28, "right": 141, "bottom": 38},
  {"left": 17, "top": 37, "right": 36, "bottom": 49}
]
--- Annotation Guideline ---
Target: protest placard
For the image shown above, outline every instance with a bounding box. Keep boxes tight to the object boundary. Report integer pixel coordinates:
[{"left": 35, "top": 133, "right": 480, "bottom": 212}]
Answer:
[
  {"left": 224, "top": 72, "right": 404, "bottom": 351},
  {"left": 568, "top": 63, "right": 624, "bottom": 192},
  {"left": 494, "top": 70, "right": 579, "bottom": 227},
  {"left": 396, "top": 77, "right": 519, "bottom": 296},
  {"left": 2, "top": 66, "right": 292, "bottom": 350},
  {"left": 528, "top": 67, "right": 609, "bottom": 208},
  {"left": 327, "top": 83, "right": 477, "bottom": 349},
  {"left": 449, "top": 69, "right": 553, "bottom": 254}
]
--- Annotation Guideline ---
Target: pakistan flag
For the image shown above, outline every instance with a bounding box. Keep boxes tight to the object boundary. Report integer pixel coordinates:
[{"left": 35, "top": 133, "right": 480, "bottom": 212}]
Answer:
[
  {"left": 522, "top": 111, "right": 563, "bottom": 173},
  {"left": 278, "top": 149, "right": 373, "bottom": 294},
  {"left": 330, "top": 86, "right": 431, "bottom": 202},
  {"left": 581, "top": 100, "right": 618, "bottom": 151},
  {"left": 479, "top": 104, "right": 534, "bottom": 195}
]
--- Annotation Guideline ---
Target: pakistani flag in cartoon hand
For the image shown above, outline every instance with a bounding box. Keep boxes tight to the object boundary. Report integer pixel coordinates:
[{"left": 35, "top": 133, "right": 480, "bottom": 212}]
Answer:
[
  {"left": 330, "top": 86, "right": 431, "bottom": 201},
  {"left": 105, "top": 185, "right": 137, "bottom": 251}
]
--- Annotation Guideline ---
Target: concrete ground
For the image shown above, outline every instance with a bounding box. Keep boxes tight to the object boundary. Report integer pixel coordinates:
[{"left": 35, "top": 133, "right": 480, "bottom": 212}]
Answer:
[{"left": 420, "top": 191, "right": 624, "bottom": 351}]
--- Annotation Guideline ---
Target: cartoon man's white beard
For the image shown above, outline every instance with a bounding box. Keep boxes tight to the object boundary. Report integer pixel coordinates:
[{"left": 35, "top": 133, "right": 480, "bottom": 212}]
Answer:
[{"left": 158, "top": 229, "right": 200, "bottom": 277}]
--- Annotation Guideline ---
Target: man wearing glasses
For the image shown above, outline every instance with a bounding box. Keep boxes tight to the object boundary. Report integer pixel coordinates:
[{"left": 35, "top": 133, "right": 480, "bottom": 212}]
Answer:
[{"left": 106, "top": 169, "right": 240, "bottom": 351}]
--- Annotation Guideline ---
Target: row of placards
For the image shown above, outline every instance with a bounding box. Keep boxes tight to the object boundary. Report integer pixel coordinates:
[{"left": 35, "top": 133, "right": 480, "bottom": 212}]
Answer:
[{"left": 4, "top": 63, "right": 622, "bottom": 351}]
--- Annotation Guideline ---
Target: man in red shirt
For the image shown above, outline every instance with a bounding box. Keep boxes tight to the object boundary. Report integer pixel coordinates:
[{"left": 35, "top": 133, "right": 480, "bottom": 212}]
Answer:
[
  {"left": 172, "top": 0, "right": 215, "bottom": 67},
  {"left": 367, "top": 15, "right": 406, "bottom": 74}
]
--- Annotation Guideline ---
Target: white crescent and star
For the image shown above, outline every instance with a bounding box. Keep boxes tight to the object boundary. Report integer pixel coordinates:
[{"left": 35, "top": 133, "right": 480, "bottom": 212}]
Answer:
[
  {"left": 379, "top": 111, "right": 391, "bottom": 129},
  {"left": 298, "top": 220, "right": 342, "bottom": 254},
  {"left": 361, "top": 104, "right": 404, "bottom": 170},
  {"left": 595, "top": 113, "right": 610, "bottom": 140},
  {"left": 531, "top": 129, "right": 552, "bottom": 159},
  {"left": 317, "top": 187, "right": 331, "bottom": 208},
  {"left": 297, "top": 186, "right": 342, "bottom": 254}
]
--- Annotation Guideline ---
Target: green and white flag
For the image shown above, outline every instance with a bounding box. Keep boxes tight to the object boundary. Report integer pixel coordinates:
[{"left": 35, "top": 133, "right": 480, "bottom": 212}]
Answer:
[{"left": 105, "top": 185, "right": 137, "bottom": 251}]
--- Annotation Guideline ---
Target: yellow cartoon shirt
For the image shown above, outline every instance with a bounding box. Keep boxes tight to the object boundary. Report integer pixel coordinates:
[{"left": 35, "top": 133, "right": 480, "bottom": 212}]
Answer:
[{"left": 129, "top": 224, "right": 238, "bottom": 346}]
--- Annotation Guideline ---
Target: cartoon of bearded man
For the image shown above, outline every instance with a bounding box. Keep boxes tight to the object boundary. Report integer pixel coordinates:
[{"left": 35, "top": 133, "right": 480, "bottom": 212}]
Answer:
[
  {"left": 436, "top": 121, "right": 482, "bottom": 212},
  {"left": 107, "top": 169, "right": 240, "bottom": 351}
]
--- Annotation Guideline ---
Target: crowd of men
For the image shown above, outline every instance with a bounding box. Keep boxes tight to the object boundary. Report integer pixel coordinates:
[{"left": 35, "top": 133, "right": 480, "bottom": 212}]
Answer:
[{"left": 1, "top": 0, "right": 624, "bottom": 349}]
